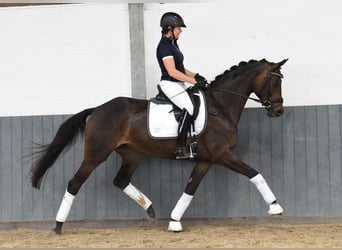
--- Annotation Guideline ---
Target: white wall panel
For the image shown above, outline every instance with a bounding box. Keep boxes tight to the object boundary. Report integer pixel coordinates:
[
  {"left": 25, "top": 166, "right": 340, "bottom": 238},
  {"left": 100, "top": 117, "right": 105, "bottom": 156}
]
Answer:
[
  {"left": 144, "top": 1, "right": 342, "bottom": 107},
  {"left": 0, "top": 4, "right": 131, "bottom": 116}
]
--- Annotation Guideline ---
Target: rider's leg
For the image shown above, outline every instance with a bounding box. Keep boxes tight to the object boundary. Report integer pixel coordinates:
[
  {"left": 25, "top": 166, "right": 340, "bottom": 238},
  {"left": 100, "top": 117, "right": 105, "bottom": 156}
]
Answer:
[
  {"left": 159, "top": 81, "right": 195, "bottom": 159},
  {"left": 159, "top": 81, "right": 194, "bottom": 116},
  {"left": 175, "top": 109, "right": 194, "bottom": 159}
]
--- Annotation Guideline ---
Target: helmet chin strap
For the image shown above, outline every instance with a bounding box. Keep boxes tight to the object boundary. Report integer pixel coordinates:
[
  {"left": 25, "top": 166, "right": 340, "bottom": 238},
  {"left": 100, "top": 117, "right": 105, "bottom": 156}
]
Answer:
[{"left": 172, "top": 29, "right": 176, "bottom": 40}]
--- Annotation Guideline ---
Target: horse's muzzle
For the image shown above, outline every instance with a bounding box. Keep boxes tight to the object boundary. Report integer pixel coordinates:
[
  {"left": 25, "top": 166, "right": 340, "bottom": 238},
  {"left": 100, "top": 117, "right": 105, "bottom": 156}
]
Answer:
[{"left": 267, "top": 107, "right": 284, "bottom": 117}]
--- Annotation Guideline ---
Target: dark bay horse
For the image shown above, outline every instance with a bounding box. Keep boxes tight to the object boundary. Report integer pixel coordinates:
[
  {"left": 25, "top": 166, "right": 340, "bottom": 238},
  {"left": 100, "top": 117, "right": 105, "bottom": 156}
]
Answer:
[{"left": 31, "top": 58, "right": 288, "bottom": 234}]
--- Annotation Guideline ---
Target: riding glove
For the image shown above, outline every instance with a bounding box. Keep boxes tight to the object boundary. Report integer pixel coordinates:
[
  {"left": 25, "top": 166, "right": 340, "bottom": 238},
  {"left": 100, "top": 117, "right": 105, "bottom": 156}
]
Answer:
[{"left": 195, "top": 73, "right": 209, "bottom": 89}]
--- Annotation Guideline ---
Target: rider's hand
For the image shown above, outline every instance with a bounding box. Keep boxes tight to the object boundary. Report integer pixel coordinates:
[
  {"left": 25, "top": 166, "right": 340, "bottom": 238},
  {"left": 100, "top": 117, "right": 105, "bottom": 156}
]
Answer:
[
  {"left": 195, "top": 73, "right": 207, "bottom": 82},
  {"left": 195, "top": 73, "right": 209, "bottom": 89}
]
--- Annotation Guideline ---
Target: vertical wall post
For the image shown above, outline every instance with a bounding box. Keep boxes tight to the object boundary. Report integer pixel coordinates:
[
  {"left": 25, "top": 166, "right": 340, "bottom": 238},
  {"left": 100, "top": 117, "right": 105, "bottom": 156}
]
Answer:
[{"left": 128, "top": 3, "right": 146, "bottom": 99}]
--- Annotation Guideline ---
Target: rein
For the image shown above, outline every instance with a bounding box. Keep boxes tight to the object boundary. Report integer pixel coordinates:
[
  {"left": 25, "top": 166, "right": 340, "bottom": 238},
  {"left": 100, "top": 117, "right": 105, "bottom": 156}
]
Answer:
[{"left": 208, "top": 87, "right": 262, "bottom": 104}]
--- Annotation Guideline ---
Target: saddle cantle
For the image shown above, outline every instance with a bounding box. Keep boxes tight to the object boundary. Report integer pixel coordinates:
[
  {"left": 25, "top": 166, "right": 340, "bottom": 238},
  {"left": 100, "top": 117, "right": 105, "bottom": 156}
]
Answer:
[
  {"left": 149, "top": 85, "right": 184, "bottom": 122},
  {"left": 147, "top": 85, "right": 207, "bottom": 139}
]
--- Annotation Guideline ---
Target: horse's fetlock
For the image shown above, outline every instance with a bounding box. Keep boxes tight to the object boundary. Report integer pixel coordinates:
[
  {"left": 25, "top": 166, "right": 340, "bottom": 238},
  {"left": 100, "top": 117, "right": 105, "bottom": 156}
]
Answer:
[
  {"left": 67, "top": 181, "right": 80, "bottom": 195},
  {"left": 113, "top": 177, "right": 129, "bottom": 189}
]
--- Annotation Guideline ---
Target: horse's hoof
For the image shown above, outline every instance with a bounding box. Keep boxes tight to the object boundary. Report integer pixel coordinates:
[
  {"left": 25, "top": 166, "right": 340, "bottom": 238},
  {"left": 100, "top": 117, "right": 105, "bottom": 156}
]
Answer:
[
  {"left": 52, "top": 227, "right": 62, "bottom": 235},
  {"left": 52, "top": 221, "right": 63, "bottom": 235},
  {"left": 168, "top": 220, "right": 183, "bottom": 232},
  {"left": 268, "top": 203, "right": 284, "bottom": 215},
  {"left": 146, "top": 205, "right": 156, "bottom": 223}
]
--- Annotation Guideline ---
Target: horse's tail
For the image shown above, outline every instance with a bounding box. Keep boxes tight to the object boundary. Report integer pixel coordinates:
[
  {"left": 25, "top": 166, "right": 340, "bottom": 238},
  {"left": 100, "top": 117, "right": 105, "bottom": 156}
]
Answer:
[{"left": 31, "top": 108, "right": 94, "bottom": 189}]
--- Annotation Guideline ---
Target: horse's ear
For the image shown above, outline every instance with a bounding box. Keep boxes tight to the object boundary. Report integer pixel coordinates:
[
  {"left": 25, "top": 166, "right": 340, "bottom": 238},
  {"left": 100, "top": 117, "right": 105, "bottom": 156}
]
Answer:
[{"left": 276, "top": 58, "right": 289, "bottom": 68}]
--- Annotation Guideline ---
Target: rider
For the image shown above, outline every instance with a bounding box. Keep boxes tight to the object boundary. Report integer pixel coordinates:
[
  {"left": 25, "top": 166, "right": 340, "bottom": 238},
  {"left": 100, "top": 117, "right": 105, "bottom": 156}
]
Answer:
[{"left": 156, "top": 12, "right": 208, "bottom": 160}]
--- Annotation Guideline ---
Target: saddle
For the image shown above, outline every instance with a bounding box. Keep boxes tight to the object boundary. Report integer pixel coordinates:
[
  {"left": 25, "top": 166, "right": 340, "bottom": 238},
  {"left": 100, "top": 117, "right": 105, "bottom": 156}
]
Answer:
[{"left": 147, "top": 85, "right": 207, "bottom": 140}]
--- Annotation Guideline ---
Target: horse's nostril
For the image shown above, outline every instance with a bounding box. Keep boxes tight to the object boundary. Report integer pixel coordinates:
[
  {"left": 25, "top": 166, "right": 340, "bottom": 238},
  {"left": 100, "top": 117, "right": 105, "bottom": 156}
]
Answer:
[
  {"left": 269, "top": 108, "right": 284, "bottom": 117},
  {"left": 275, "top": 109, "right": 284, "bottom": 116}
]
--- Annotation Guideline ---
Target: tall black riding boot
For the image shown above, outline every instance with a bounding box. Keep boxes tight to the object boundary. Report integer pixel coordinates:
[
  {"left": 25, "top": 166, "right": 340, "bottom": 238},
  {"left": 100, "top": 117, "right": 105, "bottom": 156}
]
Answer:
[{"left": 175, "top": 109, "right": 193, "bottom": 160}]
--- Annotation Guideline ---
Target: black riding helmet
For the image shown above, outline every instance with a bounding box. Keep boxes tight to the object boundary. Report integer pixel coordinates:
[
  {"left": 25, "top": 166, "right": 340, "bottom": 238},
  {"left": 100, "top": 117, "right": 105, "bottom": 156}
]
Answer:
[{"left": 160, "top": 12, "right": 186, "bottom": 29}]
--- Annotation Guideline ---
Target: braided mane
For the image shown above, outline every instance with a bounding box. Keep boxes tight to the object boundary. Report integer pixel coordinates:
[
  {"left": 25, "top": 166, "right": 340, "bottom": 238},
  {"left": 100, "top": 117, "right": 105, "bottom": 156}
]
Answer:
[{"left": 211, "top": 59, "right": 267, "bottom": 84}]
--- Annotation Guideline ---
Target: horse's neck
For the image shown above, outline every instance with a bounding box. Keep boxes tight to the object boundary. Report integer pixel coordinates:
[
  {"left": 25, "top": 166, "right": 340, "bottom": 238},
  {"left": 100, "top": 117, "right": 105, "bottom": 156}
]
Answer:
[{"left": 208, "top": 77, "right": 253, "bottom": 127}]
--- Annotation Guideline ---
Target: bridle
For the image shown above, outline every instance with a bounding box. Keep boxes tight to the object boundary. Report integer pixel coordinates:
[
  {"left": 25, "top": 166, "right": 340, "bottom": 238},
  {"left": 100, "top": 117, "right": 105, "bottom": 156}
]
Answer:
[
  {"left": 259, "top": 64, "right": 283, "bottom": 109},
  {"left": 208, "top": 64, "right": 283, "bottom": 110}
]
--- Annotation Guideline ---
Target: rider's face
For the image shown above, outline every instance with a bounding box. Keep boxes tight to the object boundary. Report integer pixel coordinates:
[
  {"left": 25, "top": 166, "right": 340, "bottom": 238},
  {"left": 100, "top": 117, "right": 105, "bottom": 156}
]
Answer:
[{"left": 172, "top": 27, "right": 182, "bottom": 39}]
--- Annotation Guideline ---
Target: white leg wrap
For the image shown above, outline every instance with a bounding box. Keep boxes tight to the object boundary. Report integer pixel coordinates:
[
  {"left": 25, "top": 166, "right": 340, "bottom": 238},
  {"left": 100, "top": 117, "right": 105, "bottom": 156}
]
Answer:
[
  {"left": 249, "top": 174, "right": 276, "bottom": 204},
  {"left": 171, "top": 192, "right": 193, "bottom": 221},
  {"left": 123, "top": 183, "right": 152, "bottom": 210},
  {"left": 56, "top": 190, "right": 75, "bottom": 222}
]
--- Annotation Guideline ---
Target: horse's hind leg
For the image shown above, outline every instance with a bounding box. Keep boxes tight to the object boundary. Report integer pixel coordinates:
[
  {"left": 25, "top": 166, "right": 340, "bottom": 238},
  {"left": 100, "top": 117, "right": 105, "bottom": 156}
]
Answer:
[
  {"left": 220, "top": 151, "right": 284, "bottom": 216},
  {"left": 53, "top": 159, "right": 100, "bottom": 234},
  {"left": 113, "top": 147, "right": 155, "bottom": 221},
  {"left": 168, "top": 161, "right": 212, "bottom": 232},
  {"left": 53, "top": 132, "right": 114, "bottom": 234}
]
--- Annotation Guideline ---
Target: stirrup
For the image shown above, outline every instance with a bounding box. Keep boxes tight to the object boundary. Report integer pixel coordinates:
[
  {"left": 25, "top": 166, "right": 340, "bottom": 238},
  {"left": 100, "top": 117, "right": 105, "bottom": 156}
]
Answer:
[
  {"left": 175, "top": 147, "right": 191, "bottom": 160},
  {"left": 175, "top": 145, "right": 197, "bottom": 160},
  {"left": 189, "top": 142, "right": 198, "bottom": 158}
]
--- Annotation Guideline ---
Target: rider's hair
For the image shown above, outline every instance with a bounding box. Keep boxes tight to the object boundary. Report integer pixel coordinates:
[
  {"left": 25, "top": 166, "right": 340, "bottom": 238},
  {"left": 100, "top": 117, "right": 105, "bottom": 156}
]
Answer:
[{"left": 161, "top": 26, "right": 170, "bottom": 35}]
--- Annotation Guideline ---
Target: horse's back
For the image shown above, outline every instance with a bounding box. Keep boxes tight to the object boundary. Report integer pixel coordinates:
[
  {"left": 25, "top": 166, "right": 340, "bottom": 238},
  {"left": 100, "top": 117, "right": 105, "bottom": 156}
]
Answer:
[
  {"left": 88, "top": 96, "right": 148, "bottom": 132},
  {"left": 83, "top": 96, "right": 149, "bottom": 149},
  {"left": 90, "top": 96, "right": 148, "bottom": 119}
]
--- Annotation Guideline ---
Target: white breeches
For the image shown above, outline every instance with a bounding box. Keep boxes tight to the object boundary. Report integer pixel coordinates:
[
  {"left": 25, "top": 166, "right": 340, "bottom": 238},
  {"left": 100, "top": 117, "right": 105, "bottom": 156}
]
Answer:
[{"left": 159, "top": 80, "right": 194, "bottom": 115}]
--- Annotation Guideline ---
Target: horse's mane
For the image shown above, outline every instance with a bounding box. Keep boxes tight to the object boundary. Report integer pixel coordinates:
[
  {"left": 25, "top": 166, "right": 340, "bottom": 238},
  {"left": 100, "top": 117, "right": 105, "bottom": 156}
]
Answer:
[{"left": 211, "top": 59, "right": 267, "bottom": 84}]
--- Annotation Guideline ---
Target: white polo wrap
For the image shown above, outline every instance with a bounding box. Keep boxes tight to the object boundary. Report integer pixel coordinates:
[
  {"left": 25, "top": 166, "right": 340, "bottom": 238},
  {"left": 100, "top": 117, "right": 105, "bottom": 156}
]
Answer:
[
  {"left": 123, "top": 183, "right": 152, "bottom": 210},
  {"left": 171, "top": 192, "right": 193, "bottom": 221},
  {"left": 249, "top": 174, "right": 276, "bottom": 204},
  {"left": 56, "top": 190, "right": 75, "bottom": 222}
]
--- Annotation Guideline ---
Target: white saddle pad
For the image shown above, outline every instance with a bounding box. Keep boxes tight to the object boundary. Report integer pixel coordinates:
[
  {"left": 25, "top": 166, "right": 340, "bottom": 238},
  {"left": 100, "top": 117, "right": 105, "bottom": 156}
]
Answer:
[{"left": 147, "top": 91, "right": 207, "bottom": 139}]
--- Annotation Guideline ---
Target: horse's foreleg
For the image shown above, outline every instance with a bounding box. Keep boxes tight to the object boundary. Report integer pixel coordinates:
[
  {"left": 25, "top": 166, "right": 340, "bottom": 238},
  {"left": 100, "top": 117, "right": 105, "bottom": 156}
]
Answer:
[
  {"left": 221, "top": 152, "right": 284, "bottom": 215},
  {"left": 249, "top": 173, "right": 283, "bottom": 214},
  {"left": 113, "top": 149, "right": 155, "bottom": 221},
  {"left": 168, "top": 161, "right": 212, "bottom": 232}
]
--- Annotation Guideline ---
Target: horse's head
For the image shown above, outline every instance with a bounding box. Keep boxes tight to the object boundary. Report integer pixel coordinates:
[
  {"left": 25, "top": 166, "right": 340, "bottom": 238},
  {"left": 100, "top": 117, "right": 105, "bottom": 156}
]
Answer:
[
  {"left": 252, "top": 59, "right": 288, "bottom": 117},
  {"left": 209, "top": 59, "right": 288, "bottom": 118}
]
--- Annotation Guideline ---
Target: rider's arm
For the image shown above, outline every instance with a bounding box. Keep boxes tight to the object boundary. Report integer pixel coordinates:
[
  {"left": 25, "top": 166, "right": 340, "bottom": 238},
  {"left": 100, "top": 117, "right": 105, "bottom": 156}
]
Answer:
[
  {"left": 185, "top": 68, "right": 196, "bottom": 78},
  {"left": 163, "top": 57, "right": 196, "bottom": 84}
]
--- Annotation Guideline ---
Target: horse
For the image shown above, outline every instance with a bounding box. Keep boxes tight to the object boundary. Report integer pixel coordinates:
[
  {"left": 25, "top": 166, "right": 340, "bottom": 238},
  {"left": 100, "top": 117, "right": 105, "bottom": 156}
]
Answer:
[{"left": 31, "top": 58, "right": 288, "bottom": 234}]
